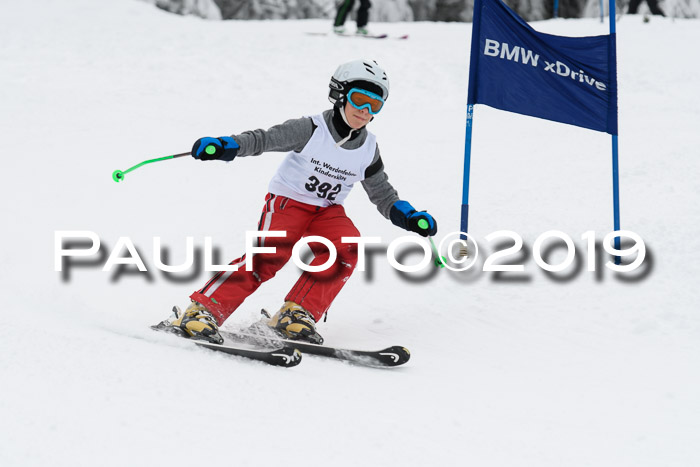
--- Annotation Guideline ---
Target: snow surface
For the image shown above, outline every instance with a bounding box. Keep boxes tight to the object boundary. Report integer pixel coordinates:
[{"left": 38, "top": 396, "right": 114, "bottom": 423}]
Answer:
[{"left": 1, "top": 1, "right": 699, "bottom": 466}]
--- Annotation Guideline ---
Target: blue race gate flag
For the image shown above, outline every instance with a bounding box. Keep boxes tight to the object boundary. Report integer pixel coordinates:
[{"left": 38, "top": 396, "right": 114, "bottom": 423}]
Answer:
[{"left": 467, "top": 0, "right": 618, "bottom": 135}]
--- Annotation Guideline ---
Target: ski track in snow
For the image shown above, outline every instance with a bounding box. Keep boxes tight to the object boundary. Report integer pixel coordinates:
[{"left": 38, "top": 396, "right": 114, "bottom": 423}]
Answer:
[{"left": 1, "top": 1, "right": 699, "bottom": 466}]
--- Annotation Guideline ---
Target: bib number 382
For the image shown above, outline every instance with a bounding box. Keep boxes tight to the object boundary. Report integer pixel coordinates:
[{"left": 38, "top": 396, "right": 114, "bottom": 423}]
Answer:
[{"left": 305, "top": 176, "right": 341, "bottom": 201}]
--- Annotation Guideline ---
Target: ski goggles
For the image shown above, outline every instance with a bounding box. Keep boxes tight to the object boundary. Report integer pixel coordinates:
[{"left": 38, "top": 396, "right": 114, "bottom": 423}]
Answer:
[{"left": 346, "top": 88, "right": 385, "bottom": 115}]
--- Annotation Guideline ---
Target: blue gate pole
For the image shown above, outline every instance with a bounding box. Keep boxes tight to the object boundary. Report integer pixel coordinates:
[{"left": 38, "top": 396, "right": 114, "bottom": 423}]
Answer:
[
  {"left": 612, "top": 134, "right": 621, "bottom": 258},
  {"left": 554, "top": 0, "right": 559, "bottom": 18},
  {"left": 610, "top": 0, "right": 621, "bottom": 263},
  {"left": 461, "top": 104, "right": 474, "bottom": 238}
]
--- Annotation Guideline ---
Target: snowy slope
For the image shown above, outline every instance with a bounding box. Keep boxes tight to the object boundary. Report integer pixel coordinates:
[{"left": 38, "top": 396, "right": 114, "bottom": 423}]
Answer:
[{"left": 1, "top": 1, "right": 699, "bottom": 466}]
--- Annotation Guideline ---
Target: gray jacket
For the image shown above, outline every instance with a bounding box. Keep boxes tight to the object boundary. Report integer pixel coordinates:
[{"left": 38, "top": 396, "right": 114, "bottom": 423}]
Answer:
[{"left": 232, "top": 109, "right": 400, "bottom": 219}]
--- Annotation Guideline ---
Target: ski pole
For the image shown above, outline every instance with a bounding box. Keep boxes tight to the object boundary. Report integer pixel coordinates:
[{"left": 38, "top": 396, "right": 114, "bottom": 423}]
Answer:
[
  {"left": 112, "top": 151, "right": 190, "bottom": 183},
  {"left": 418, "top": 219, "right": 446, "bottom": 268}
]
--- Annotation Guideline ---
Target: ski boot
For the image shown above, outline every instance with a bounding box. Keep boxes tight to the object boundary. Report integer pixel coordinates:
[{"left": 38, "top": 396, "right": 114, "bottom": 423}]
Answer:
[
  {"left": 356, "top": 27, "right": 370, "bottom": 36},
  {"left": 333, "top": 26, "right": 346, "bottom": 35},
  {"left": 267, "top": 301, "right": 324, "bottom": 345},
  {"left": 157, "top": 302, "right": 224, "bottom": 344}
]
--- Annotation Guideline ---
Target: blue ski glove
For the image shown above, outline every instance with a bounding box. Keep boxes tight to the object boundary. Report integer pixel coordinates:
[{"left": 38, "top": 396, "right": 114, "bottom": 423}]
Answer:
[
  {"left": 390, "top": 200, "right": 438, "bottom": 237},
  {"left": 192, "top": 136, "right": 240, "bottom": 161}
]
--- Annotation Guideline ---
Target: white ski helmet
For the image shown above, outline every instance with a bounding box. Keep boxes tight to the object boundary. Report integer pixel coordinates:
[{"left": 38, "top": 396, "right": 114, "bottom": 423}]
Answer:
[{"left": 328, "top": 59, "right": 390, "bottom": 107}]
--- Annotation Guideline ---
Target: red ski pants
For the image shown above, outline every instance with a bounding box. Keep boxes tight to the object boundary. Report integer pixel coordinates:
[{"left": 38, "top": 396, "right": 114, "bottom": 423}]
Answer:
[{"left": 191, "top": 193, "right": 360, "bottom": 325}]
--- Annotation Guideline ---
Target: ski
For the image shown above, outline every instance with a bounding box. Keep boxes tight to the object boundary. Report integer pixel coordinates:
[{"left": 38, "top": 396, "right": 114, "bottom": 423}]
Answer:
[
  {"left": 192, "top": 340, "right": 301, "bottom": 368},
  {"left": 221, "top": 329, "right": 410, "bottom": 368},
  {"left": 305, "top": 32, "right": 409, "bottom": 40},
  {"left": 151, "top": 323, "right": 302, "bottom": 368}
]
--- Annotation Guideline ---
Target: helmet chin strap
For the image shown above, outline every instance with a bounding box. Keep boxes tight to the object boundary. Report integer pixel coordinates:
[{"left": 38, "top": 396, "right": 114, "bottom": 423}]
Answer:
[
  {"left": 335, "top": 105, "right": 356, "bottom": 148},
  {"left": 339, "top": 103, "right": 352, "bottom": 126},
  {"left": 335, "top": 103, "right": 372, "bottom": 148}
]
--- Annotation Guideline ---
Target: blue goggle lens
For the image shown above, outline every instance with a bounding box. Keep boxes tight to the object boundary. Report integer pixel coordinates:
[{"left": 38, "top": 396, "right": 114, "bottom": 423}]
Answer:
[{"left": 347, "top": 88, "right": 384, "bottom": 115}]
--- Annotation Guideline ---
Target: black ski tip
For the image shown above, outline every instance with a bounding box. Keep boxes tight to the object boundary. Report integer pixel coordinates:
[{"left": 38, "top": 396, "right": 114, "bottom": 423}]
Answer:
[
  {"left": 376, "top": 346, "right": 411, "bottom": 366},
  {"left": 269, "top": 347, "right": 303, "bottom": 368}
]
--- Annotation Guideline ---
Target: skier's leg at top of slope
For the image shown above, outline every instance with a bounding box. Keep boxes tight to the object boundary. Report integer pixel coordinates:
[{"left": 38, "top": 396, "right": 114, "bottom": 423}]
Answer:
[
  {"left": 355, "top": 0, "right": 372, "bottom": 35},
  {"left": 158, "top": 60, "right": 437, "bottom": 345},
  {"left": 333, "top": 0, "right": 373, "bottom": 35},
  {"left": 333, "top": 0, "right": 355, "bottom": 34}
]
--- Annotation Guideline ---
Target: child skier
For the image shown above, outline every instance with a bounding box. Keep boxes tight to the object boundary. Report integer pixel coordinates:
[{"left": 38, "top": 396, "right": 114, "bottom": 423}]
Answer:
[{"left": 164, "top": 59, "right": 437, "bottom": 345}]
